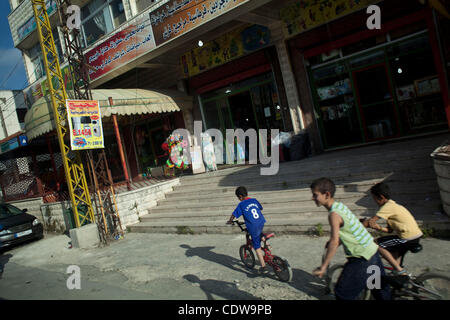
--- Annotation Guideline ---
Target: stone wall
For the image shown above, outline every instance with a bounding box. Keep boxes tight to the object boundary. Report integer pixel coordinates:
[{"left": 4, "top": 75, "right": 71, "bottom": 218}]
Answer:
[
  {"left": 5, "top": 179, "right": 180, "bottom": 234},
  {"left": 7, "top": 197, "right": 44, "bottom": 221},
  {"left": 115, "top": 179, "right": 180, "bottom": 227}
]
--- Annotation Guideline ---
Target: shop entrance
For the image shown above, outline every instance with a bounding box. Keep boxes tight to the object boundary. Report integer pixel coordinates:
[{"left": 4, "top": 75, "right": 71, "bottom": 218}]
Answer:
[
  {"left": 353, "top": 63, "right": 399, "bottom": 141},
  {"left": 200, "top": 72, "right": 284, "bottom": 163},
  {"left": 228, "top": 91, "right": 257, "bottom": 131}
]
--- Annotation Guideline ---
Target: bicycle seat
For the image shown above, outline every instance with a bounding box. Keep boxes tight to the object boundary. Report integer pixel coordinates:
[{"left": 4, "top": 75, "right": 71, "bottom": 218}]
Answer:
[
  {"left": 262, "top": 232, "right": 275, "bottom": 240},
  {"left": 406, "top": 243, "right": 422, "bottom": 254}
]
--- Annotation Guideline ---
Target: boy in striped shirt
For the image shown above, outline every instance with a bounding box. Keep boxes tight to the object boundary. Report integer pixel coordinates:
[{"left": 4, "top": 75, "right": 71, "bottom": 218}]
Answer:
[{"left": 311, "top": 177, "right": 391, "bottom": 300}]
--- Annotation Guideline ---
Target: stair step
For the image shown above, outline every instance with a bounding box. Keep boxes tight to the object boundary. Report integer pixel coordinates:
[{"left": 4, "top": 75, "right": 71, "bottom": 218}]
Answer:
[
  {"left": 157, "top": 191, "right": 441, "bottom": 207},
  {"left": 167, "top": 178, "right": 438, "bottom": 198},
  {"left": 126, "top": 133, "right": 448, "bottom": 235},
  {"left": 177, "top": 159, "right": 433, "bottom": 188},
  {"left": 128, "top": 215, "right": 450, "bottom": 235}
]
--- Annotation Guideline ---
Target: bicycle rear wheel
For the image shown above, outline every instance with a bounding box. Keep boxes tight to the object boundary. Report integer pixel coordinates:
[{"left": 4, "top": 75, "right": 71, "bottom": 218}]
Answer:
[
  {"left": 239, "top": 245, "right": 255, "bottom": 269},
  {"left": 413, "top": 272, "right": 450, "bottom": 300},
  {"left": 272, "top": 256, "right": 293, "bottom": 282},
  {"left": 326, "top": 264, "right": 371, "bottom": 300}
]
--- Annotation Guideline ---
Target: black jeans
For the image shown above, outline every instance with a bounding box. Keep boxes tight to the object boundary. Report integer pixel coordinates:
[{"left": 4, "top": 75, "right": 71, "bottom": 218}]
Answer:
[{"left": 334, "top": 252, "right": 392, "bottom": 300}]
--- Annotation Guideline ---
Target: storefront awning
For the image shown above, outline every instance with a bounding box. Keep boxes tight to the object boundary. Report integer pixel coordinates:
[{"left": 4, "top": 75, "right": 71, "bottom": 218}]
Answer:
[{"left": 24, "top": 88, "right": 193, "bottom": 141}]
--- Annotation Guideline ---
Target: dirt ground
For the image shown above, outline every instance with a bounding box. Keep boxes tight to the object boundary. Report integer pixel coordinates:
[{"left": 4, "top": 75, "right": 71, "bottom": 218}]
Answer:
[{"left": 1, "top": 231, "right": 449, "bottom": 300}]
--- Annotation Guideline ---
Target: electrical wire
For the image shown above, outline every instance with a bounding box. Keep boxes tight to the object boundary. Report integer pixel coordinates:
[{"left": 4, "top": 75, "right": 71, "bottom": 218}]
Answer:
[{"left": 0, "top": 55, "right": 24, "bottom": 90}]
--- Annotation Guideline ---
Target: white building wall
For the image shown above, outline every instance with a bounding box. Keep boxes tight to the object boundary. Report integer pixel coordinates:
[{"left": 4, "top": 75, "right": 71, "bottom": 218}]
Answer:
[{"left": 0, "top": 90, "right": 26, "bottom": 140}]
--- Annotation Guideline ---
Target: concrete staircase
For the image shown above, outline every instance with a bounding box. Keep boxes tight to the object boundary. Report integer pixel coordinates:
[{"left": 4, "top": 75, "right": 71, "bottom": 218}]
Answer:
[{"left": 127, "top": 133, "right": 450, "bottom": 235}]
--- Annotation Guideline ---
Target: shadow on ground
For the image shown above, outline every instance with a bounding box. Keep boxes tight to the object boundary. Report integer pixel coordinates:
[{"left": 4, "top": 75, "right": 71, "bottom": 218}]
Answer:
[
  {"left": 180, "top": 244, "right": 258, "bottom": 279},
  {"left": 0, "top": 253, "right": 12, "bottom": 278},
  {"left": 183, "top": 274, "right": 260, "bottom": 300},
  {"left": 288, "top": 268, "right": 330, "bottom": 300}
]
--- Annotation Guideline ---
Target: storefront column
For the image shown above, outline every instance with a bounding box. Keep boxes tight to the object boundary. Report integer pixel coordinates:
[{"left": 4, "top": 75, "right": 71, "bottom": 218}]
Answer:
[
  {"left": 290, "top": 48, "right": 324, "bottom": 154},
  {"left": 182, "top": 106, "right": 194, "bottom": 135},
  {"left": 273, "top": 39, "right": 305, "bottom": 134},
  {"left": 109, "top": 97, "right": 131, "bottom": 190}
]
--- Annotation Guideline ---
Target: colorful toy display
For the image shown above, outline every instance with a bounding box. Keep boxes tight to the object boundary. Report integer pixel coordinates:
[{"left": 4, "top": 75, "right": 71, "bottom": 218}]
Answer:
[{"left": 164, "top": 134, "right": 190, "bottom": 170}]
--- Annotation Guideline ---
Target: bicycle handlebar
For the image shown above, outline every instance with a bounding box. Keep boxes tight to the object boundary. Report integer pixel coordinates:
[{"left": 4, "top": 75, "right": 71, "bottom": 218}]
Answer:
[{"left": 228, "top": 219, "right": 247, "bottom": 232}]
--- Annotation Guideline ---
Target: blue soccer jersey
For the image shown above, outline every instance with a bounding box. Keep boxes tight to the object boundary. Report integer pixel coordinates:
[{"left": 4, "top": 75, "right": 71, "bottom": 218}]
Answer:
[{"left": 232, "top": 198, "right": 266, "bottom": 230}]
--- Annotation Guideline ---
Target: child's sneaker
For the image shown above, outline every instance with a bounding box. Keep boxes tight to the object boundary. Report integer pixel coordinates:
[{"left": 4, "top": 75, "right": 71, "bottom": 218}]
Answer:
[{"left": 258, "top": 265, "right": 269, "bottom": 275}]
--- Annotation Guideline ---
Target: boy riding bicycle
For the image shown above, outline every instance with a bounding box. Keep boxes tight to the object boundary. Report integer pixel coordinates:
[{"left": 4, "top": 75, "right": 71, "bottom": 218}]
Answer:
[
  {"left": 226, "top": 186, "right": 268, "bottom": 275},
  {"left": 361, "top": 182, "right": 423, "bottom": 276},
  {"left": 310, "top": 177, "right": 391, "bottom": 300}
]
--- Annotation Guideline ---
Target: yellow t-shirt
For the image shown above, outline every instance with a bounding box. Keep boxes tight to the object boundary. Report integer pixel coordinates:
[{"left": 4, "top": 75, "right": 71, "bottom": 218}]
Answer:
[{"left": 376, "top": 200, "right": 423, "bottom": 239}]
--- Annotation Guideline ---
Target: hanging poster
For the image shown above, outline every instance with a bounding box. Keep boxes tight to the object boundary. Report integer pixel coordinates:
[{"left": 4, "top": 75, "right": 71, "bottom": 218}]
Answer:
[
  {"left": 66, "top": 100, "right": 104, "bottom": 151},
  {"left": 280, "top": 0, "right": 381, "bottom": 38}
]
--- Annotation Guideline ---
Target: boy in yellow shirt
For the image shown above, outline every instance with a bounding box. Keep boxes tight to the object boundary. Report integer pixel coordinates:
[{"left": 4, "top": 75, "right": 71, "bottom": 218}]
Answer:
[{"left": 362, "top": 182, "right": 423, "bottom": 276}]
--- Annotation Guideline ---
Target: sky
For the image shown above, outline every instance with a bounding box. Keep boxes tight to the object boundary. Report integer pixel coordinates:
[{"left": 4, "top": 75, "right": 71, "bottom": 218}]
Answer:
[{"left": 0, "top": 1, "right": 28, "bottom": 90}]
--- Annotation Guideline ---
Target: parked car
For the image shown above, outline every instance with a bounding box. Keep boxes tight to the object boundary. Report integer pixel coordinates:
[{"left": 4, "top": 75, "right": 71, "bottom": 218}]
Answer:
[{"left": 0, "top": 203, "right": 43, "bottom": 250}]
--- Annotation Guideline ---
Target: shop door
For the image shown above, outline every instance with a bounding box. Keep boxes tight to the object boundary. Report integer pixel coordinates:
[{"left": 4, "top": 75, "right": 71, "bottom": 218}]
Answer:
[
  {"left": 228, "top": 91, "right": 260, "bottom": 161},
  {"left": 353, "top": 64, "right": 400, "bottom": 141}
]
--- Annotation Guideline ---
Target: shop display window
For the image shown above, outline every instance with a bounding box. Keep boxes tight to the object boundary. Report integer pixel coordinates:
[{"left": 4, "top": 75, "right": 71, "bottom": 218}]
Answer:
[
  {"left": 133, "top": 117, "right": 173, "bottom": 175},
  {"left": 388, "top": 34, "right": 446, "bottom": 132},
  {"left": 311, "top": 62, "right": 363, "bottom": 148},
  {"left": 308, "top": 30, "right": 446, "bottom": 149}
]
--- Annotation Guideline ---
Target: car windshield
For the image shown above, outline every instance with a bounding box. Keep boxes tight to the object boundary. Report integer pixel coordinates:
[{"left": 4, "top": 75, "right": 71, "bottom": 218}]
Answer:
[{"left": 0, "top": 204, "right": 24, "bottom": 219}]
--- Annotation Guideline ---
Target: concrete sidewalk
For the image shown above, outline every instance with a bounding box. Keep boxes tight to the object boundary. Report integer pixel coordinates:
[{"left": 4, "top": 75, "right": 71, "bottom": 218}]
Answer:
[{"left": 1, "top": 231, "right": 449, "bottom": 300}]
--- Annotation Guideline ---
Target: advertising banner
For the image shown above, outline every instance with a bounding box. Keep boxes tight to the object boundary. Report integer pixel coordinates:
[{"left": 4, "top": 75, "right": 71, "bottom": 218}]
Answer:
[
  {"left": 66, "top": 100, "right": 104, "bottom": 151},
  {"left": 280, "top": 0, "right": 380, "bottom": 38},
  {"left": 181, "top": 24, "right": 270, "bottom": 77},
  {"left": 150, "top": 0, "right": 249, "bottom": 46},
  {"left": 85, "top": 15, "right": 156, "bottom": 81}
]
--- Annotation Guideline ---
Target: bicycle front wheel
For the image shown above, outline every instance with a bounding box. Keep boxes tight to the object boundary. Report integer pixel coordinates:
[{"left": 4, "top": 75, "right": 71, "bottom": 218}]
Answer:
[
  {"left": 326, "top": 264, "right": 371, "bottom": 300},
  {"left": 239, "top": 245, "right": 255, "bottom": 269},
  {"left": 272, "top": 256, "right": 293, "bottom": 282},
  {"left": 413, "top": 272, "right": 450, "bottom": 300}
]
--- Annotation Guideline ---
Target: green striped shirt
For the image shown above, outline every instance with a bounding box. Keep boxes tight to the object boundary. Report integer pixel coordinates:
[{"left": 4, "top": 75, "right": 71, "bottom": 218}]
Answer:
[{"left": 330, "top": 201, "right": 378, "bottom": 260}]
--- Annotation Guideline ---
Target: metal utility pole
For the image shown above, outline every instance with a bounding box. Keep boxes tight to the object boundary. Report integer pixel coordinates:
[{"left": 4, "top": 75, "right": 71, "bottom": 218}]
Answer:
[
  {"left": 31, "top": 0, "right": 95, "bottom": 228},
  {"left": 56, "top": 0, "right": 123, "bottom": 243}
]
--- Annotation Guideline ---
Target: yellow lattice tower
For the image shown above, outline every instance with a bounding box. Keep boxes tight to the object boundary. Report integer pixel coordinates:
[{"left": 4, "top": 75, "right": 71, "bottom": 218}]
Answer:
[{"left": 32, "top": 0, "right": 95, "bottom": 227}]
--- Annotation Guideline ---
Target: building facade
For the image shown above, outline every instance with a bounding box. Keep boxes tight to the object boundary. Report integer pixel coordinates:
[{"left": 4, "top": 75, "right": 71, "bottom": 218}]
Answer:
[{"left": 6, "top": 0, "right": 449, "bottom": 187}]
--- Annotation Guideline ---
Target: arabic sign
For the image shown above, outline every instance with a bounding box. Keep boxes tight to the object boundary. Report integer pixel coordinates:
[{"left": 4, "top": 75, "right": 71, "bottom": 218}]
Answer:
[
  {"left": 85, "top": 15, "right": 156, "bottom": 81},
  {"left": 17, "top": 0, "right": 57, "bottom": 41},
  {"left": 280, "top": 0, "right": 380, "bottom": 38},
  {"left": 66, "top": 100, "right": 104, "bottom": 151},
  {"left": 181, "top": 24, "right": 270, "bottom": 77},
  {"left": 150, "top": 0, "right": 249, "bottom": 46}
]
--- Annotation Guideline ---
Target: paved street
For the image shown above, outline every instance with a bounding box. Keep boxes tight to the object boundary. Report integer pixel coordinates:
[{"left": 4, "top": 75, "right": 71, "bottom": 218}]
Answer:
[{"left": 1, "top": 230, "right": 449, "bottom": 300}]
